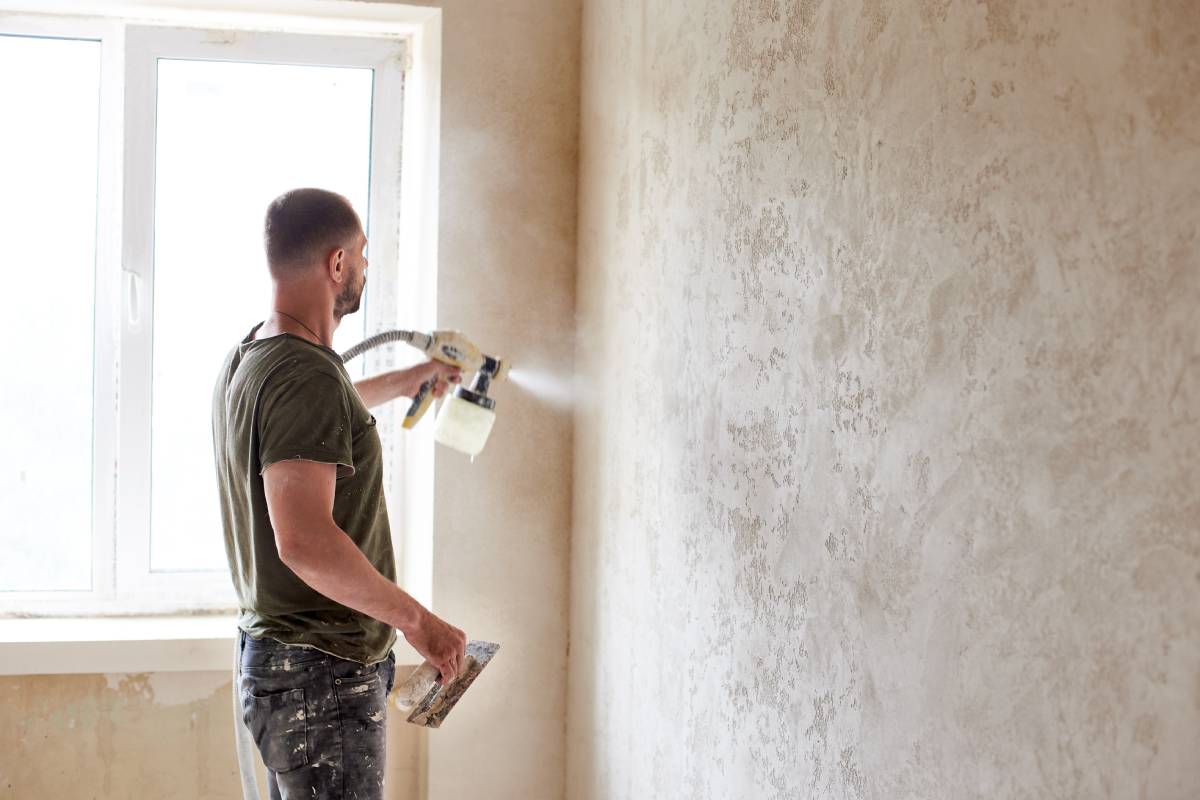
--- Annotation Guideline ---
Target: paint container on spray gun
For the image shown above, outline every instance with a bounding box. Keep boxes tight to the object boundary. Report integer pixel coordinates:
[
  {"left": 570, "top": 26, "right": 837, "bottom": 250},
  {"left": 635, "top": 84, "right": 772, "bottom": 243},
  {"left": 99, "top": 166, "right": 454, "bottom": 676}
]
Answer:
[{"left": 433, "top": 354, "right": 506, "bottom": 457}]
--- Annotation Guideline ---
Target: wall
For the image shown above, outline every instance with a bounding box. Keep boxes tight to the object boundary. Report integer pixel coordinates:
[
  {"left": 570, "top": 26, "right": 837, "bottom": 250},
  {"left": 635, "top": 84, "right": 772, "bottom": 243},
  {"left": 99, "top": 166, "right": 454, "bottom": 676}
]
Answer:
[
  {"left": 1, "top": 0, "right": 580, "bottom": 797},
  {"left": 569, "top": 1, "right": 1199, "bottom": 798},
  {"left": 405, "top": 0, "right": 578, "bottom": 798}
]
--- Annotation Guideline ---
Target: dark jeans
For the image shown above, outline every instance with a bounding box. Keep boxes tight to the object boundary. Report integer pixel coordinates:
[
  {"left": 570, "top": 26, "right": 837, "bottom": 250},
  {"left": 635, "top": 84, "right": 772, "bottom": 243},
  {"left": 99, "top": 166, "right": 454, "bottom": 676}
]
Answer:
[{"left": 237, "top": 631, "right": 396, "bottom": 800}]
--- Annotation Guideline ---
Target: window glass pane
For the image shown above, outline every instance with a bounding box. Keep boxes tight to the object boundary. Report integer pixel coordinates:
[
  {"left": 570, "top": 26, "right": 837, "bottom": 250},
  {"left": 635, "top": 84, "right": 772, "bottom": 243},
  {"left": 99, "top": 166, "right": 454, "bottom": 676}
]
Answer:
[
  {"left": 151, "top": 59, "right": 374, "bottom": 572},
  {"left": 0, "top": 36, "right": 100, "bottom": 591}
]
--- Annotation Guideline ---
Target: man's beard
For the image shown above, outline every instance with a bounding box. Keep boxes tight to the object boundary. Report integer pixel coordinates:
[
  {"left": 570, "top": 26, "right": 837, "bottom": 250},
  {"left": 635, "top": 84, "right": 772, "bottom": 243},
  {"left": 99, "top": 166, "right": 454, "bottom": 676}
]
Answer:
[{"left": 334, "top": 275, "right": 364, "bottom": 320}]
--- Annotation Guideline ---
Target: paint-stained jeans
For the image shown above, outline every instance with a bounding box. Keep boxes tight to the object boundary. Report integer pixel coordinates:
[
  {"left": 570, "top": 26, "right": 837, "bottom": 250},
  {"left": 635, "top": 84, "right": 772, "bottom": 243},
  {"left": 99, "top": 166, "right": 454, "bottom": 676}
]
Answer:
[{"left": 238, "top": 631, "right": 396, "bottom": 800}]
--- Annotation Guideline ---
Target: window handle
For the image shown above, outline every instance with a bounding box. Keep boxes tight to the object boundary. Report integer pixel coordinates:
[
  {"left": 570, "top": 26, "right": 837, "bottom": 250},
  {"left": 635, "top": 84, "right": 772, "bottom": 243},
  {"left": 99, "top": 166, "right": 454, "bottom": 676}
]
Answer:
[{"left": 125, "top": 270, "right": 143, "bottom": 326}]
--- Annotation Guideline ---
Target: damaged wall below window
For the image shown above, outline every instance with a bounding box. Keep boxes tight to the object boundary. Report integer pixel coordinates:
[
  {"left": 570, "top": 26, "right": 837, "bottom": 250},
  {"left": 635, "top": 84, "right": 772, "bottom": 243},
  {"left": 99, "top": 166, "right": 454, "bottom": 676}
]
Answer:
[{"left": 0, "top": 671, "right": 421, "bottom": 798}]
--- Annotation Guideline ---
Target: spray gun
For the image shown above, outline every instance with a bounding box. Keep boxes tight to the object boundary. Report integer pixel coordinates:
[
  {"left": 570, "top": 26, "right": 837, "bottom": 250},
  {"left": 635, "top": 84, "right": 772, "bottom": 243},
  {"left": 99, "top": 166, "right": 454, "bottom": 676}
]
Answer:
[{"left": 341, "top": 330, "right": 510, "bottom": 457}]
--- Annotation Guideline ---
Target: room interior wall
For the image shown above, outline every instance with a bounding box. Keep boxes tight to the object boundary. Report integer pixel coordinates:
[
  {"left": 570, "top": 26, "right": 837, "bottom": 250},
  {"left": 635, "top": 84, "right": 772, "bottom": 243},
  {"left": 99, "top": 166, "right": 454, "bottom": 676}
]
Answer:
[{"left": 569, "top": 0, "right": 1199, "bottom": 797}]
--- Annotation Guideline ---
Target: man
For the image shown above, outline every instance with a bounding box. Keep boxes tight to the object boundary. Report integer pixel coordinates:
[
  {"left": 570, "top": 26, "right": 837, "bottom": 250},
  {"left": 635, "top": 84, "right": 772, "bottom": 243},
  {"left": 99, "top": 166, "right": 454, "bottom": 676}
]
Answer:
[{"left": 212, "top": 187, "right": 466, "bottom": 799}]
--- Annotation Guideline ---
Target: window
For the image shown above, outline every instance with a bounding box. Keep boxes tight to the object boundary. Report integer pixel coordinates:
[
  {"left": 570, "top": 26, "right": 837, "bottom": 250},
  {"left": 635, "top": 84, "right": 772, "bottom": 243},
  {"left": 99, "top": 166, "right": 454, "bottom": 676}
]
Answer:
[{"left": 0, "top": 6, "right": 437, "bottom": 617}]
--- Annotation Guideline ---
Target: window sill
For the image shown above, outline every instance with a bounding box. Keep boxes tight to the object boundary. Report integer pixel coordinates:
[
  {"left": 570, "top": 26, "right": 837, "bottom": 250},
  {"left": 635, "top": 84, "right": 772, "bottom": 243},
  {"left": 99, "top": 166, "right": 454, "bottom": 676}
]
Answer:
[
  {"left": 0, "top": 615, "right": 423, "bottom": 676},
  {"left": 0, "top": 615, "right": 239, "bottom": 675}
]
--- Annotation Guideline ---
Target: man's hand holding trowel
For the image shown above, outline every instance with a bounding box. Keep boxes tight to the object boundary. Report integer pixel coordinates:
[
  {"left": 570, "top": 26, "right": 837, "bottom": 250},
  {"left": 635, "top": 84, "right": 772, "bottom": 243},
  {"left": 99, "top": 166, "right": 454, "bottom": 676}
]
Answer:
[{"left": 402, "top": 600, "right": 468, "bottom": 684}]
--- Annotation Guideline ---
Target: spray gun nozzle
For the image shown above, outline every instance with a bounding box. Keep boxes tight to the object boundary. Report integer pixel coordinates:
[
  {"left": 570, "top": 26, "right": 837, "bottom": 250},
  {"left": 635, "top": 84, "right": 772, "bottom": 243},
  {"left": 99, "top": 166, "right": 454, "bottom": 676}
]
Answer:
[{"left": 469, "top": 355, "right": 509, "bottom": 397}]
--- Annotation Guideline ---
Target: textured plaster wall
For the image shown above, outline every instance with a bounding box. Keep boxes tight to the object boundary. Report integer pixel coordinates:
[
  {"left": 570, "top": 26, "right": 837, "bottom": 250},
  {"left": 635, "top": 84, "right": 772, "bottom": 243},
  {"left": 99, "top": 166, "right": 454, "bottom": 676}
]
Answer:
[
  {"left": 0, "top": 671, "right": 421, "bottom": 799},
  {"left": 569, "top": 1, "right": 1199, "bottom": 798}
]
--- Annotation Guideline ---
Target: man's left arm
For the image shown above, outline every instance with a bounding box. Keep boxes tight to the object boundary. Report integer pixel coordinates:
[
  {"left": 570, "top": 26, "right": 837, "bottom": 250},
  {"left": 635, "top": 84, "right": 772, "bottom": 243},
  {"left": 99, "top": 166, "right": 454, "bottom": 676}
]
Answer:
[{"left": 353, "top": 360, "right": 461, "bottom": 409}]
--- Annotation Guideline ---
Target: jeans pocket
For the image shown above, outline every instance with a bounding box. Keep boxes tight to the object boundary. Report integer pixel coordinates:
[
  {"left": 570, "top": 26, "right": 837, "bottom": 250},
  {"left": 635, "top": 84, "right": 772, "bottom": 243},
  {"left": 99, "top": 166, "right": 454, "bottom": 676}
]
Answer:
[
  {"left": 242, "top": 687, "right": 308, "bottom": 773},
  {"left": 336, "top": 673, "right": 389, "bottom": 732}
]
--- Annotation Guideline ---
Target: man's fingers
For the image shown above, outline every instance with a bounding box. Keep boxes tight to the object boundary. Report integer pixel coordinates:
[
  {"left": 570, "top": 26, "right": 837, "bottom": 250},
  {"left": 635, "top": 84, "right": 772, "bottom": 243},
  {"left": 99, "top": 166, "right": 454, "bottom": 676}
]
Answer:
[
  {"left": 416, "top": 362, "right": 460, "bottom": 398},
  {"left": 441, "top": 636, "right": 466, "bottom": 683},
  {"left": 426, "top": 362, "right": 461, "bottom": 381}
]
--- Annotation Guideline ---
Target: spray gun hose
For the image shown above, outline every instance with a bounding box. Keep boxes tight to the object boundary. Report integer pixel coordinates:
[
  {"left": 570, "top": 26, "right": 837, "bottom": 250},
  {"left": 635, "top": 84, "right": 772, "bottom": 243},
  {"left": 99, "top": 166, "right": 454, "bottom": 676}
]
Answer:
[{"left": 340, "top": 329, "right": 433, "bottom": 364}]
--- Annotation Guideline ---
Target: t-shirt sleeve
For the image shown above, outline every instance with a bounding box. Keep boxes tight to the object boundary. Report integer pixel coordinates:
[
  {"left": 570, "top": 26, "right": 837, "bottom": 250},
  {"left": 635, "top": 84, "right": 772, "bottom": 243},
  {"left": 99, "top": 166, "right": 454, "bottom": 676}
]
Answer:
[{"left": 258, "top": 370, "right": 355, "bottom": 477}]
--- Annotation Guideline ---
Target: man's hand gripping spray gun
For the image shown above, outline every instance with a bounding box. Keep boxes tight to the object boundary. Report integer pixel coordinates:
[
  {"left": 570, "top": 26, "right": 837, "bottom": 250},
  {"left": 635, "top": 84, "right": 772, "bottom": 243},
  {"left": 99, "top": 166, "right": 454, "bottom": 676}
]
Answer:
[{"left": 341, "top": 329, "right": 511, "bottom": 457}]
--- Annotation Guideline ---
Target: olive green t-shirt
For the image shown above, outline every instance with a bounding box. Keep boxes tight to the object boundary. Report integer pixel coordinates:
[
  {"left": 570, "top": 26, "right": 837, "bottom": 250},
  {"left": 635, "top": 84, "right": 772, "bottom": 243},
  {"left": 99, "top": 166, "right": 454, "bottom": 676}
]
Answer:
[{"left": 212, "top": 323, "right": 397, "bottom": 665}]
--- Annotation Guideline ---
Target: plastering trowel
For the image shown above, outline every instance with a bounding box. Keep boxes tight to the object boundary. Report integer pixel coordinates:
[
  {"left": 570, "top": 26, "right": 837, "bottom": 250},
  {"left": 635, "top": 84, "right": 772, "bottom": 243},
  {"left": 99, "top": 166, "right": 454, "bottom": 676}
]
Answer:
[{"left": 391, "top": 640, "right": 499, "bottom": 728}]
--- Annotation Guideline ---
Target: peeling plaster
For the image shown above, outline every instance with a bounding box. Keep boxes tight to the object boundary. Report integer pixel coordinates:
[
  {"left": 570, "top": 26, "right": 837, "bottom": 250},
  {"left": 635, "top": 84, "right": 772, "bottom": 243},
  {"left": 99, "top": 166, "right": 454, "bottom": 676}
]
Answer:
[{"left": 100, "top": 671, "right": 226, "bottom": 707}]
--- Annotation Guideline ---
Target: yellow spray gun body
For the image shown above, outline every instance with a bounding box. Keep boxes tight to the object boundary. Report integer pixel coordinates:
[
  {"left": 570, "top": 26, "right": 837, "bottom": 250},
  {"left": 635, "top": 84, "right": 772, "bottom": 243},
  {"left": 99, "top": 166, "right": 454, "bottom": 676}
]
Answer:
[
  {"left": 401, "top": 330, "right": 496, "bottom": 429},
  {"left": 340, "top": 329, "right": 510, "bottom": 454}
]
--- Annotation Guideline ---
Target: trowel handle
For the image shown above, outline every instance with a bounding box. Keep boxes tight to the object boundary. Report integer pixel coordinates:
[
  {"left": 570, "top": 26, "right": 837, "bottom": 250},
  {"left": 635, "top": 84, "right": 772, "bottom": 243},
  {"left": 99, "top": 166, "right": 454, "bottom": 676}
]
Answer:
[
  {"left": 391, "top": 661, "right": 441, "bottom": 711},
  {"left": 403, "top": 380, "right": 436, "bottom": 429}
]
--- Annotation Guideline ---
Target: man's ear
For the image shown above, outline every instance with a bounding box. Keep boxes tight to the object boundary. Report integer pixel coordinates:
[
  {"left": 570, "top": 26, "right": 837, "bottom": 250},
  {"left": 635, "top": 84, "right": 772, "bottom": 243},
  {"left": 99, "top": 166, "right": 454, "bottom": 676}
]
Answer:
[{"left": 326, "top": 247, "right": 346, "bottom": 282}]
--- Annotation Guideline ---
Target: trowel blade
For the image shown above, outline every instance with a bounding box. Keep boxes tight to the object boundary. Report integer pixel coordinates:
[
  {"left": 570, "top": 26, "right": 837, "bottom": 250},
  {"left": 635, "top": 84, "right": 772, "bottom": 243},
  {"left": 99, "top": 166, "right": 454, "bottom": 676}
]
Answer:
[{"left": 406, "top": 640, "right": 499, "bottom": 728}]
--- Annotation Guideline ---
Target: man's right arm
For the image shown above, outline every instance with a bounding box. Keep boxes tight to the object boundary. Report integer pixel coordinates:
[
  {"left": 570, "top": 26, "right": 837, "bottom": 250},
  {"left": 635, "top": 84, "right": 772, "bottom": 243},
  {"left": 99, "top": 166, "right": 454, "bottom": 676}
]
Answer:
[{"left": 262, "top": 458, "right": 466, "bottom": 682}]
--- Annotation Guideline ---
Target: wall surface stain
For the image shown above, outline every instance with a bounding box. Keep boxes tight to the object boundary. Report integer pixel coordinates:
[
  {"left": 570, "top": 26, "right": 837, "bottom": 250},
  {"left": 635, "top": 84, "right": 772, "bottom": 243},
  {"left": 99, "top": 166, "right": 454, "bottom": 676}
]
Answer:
[{"left": 569, "top": 0, "right": 1200, "bottom": 798}]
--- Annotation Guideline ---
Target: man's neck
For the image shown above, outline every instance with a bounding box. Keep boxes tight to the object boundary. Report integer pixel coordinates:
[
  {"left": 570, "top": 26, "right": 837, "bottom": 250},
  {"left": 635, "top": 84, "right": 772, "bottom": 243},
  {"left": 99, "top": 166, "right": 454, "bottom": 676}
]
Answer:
[{"left": 257, "top": 296, "right": 337, "bottom": 348}]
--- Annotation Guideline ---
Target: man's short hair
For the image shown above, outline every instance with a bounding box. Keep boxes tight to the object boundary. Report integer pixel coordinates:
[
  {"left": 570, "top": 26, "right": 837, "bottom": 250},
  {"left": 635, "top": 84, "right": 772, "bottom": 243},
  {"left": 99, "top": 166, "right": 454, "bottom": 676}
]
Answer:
[{"left": 263, "top": 188, "right": 361, "bottom": 277}]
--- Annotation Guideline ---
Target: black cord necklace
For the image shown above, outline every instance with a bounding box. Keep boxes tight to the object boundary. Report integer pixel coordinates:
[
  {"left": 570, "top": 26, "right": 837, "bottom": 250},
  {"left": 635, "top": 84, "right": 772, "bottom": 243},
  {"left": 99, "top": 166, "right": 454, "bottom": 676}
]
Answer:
[{"left": 272, "top": 309, "right": 327, "bottom": 347}]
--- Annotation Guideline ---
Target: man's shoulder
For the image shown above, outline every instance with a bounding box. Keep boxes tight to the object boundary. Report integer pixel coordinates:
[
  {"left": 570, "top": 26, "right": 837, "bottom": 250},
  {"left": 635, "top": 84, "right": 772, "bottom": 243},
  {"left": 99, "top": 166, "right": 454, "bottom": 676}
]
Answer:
[{"left": 244, "top": 337, "right": 347, "bottom": 387}]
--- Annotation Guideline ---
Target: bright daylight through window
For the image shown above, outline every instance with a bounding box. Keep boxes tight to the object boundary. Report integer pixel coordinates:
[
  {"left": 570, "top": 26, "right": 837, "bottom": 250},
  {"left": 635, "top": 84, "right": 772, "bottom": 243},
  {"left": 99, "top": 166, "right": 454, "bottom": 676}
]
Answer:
[{"left": 0, "top": 35, "right": 100, "bottom": 592}]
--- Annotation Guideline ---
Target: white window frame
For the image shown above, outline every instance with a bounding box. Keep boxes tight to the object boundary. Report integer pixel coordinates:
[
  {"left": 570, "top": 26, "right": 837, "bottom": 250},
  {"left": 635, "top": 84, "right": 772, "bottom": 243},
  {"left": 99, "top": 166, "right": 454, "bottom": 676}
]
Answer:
[{"left": 0, "top": 1, "right": 442, "bottom": 623}]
